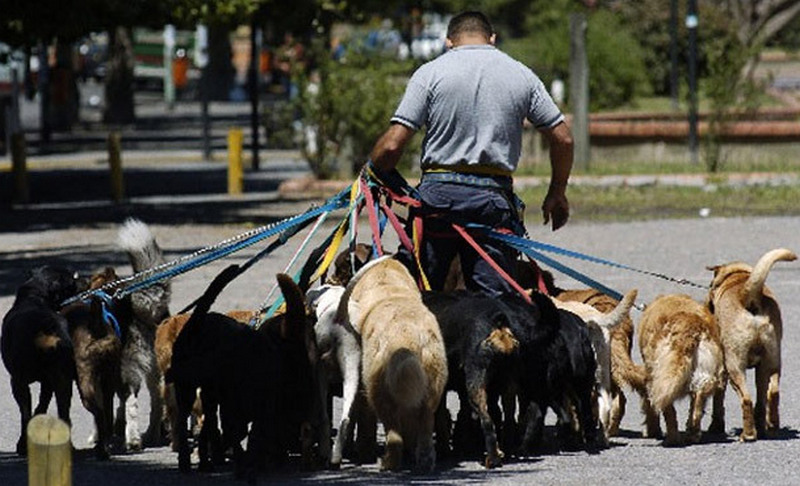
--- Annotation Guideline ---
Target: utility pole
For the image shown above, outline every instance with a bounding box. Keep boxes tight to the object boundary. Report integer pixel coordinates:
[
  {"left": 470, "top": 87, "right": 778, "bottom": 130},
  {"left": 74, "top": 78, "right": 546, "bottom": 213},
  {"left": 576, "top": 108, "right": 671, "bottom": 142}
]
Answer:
[
  {"left": 163, "top": 25, "right": 176, "bottom": 111},
  {"left": 249, "top": 22, "right": 261, "bottom": 170},
  {"left": 195, "top": 25, "right": 211, "bottom": 160},
  {"left": 670, "top": 0, "right": 679, "bottom": 111},
  {"left": 687, "top": 0, "right": 699, "bottom": 164},
  {"left": 570, "top": 13, "right": 590, "bottom": 170}
]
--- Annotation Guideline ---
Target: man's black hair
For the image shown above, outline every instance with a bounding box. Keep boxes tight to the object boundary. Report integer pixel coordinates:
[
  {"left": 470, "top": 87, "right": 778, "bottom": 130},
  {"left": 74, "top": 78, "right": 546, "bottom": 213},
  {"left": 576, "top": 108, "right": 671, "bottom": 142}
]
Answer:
[{"left": 446, "top": 11, "right": 494, "bottom": 40}]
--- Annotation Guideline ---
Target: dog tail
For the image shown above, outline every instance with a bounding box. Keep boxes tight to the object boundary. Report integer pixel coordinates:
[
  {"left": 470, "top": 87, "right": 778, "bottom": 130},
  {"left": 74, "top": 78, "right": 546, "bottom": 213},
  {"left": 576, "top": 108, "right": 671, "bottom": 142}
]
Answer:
[
  {"left": 192, "top": 265, "right": 242, "bottom": 319},
  {"left": 595, "top": 289, "right": 637, "bottom": 330},
  {"left": 385, "top": 348, "right": 427, "bottom": 410},
  {"left": 647, "top": 313, "right": 707, "bottom": 411},
  {"left": 117, "top": 218, "right": 172, "bottom": 324},
  {"left": 744, "top": 248, "right": 796, "bottom": 310}
]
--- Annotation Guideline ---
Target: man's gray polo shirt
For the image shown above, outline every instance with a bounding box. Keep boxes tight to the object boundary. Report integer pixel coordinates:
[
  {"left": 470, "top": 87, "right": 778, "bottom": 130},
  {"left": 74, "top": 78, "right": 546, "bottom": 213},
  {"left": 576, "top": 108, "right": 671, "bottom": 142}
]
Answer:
[{"left": 391, "top": 44, "right": 564, "bottom": 173}]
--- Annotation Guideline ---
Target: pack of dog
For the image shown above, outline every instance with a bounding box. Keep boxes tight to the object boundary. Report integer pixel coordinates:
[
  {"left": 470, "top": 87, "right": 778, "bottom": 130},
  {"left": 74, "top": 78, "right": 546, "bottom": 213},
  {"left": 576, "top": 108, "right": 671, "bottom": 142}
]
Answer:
[{"left": 2, "top": 266, "right": 87, "bottom": 456}]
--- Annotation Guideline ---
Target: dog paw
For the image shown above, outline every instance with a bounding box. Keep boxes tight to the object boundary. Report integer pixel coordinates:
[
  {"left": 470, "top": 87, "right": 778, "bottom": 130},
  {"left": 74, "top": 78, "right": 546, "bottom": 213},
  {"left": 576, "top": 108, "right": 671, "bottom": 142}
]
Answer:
[
  {"left": 484, "top": 452, "right": 503, "bottom": 469},
  {"left": 738, "top": 432, "right": 757, "bottom": 442},
  {"left": 707, "top": 419, "right": 726, "bottom": 436}
]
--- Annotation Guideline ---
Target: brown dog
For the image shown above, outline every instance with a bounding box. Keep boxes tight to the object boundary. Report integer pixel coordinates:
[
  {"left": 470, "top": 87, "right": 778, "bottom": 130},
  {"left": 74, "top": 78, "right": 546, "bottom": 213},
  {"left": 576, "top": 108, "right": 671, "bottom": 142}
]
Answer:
[
  {"left": 638, "top": 294, "right": 725, "bottom": 446},
  {"left": 61, "top": 267, "right": 126, "bottom": 459},
  {"left": 336, "top": 256, "right": 448, "bottom": 472},
  {"left": 706, "top": 248, "right": 797, "bottom": 441}
]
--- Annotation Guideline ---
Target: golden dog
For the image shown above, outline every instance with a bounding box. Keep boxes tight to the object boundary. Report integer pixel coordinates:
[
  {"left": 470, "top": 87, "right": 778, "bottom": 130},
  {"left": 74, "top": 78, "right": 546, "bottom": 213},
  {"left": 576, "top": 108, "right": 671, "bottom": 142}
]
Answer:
[
  {"left": 336, "top": 256, "right": 447, "bottom": 472},
  {"left": 706, "top": 248, "right": 797, "bottom": 441},
  {"left": 638, "top": 294, "right": 724, "bottom": 446}
]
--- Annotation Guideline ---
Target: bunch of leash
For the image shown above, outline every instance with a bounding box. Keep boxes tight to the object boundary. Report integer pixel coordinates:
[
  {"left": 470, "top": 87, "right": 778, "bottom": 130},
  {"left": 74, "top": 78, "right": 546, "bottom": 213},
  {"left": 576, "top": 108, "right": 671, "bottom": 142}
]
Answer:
[{"left": 60, "top": 167, "right": 708, "bottom": 316}]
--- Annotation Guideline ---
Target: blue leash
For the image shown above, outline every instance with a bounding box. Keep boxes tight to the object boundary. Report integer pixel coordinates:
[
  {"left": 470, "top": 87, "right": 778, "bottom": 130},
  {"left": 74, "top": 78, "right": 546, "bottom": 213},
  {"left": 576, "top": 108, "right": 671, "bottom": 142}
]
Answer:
[
  {"left": 62, "top": 186, "right": 352, "bottom": 307},
  {"left": 480, "top": 227, "right": 707, "bottom": 300}
]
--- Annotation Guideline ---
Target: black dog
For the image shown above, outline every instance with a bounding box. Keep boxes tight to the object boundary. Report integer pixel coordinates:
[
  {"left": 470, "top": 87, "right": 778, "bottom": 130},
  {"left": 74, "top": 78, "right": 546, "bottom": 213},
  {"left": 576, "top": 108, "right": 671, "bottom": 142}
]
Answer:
[
  {"left": 423, "top": 290, "right": 521, "bottom": 468},
  {"left": 1, "top": 266, "right": 86, "bottom": 456},
  {"left": 167, "top": 266, "right": 322, "bottom": 480},
  {"left": 512, "top": 292, "right": 600, "bottom": 454}
]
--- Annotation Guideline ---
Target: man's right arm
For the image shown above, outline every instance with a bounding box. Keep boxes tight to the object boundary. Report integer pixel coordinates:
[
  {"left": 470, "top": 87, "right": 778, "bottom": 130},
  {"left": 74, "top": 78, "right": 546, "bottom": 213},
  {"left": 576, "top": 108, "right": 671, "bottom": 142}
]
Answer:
[{"left": 369, "top": 123, "right": 416, "bottom": 172}]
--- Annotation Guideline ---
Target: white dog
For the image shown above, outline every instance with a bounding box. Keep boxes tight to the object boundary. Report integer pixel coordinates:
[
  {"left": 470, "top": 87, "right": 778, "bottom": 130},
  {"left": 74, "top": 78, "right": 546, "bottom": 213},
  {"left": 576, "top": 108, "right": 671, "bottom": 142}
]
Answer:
[{"left": 306, "top": 283, "right": 365, "bottom": 468}]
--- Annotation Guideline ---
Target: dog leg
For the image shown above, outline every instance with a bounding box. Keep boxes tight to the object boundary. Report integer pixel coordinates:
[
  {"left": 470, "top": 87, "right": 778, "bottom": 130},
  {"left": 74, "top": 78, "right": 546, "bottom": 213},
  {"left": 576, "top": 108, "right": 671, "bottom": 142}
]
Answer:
[
  {"left": 174, "top": 383, "right": 196, "bottom": 473},
  {"left": 607, "top": 386, "right": 625, "bottom": 437},
  {"left": 381, "top": 428, "right": 403, "bottom": 472},
  {"left": 124, "top": 391, "right": 143, "bottom": 451},
  {"left": 755, "top": 363, "right": 780, "bottom": 435},
  {"left": 466, "top": 380, "right": 503, "bottom": 468},
  {"left": 332, "top": 351, "right": 360, "bottom": 468},
  {"left": 686, "top": 392, "right": 706, "bottom": 444},
  {"left": 708, "top": 383, "right": 727, "bottom": 435},
  {"left": 434, "top": 395, "right": 452, "bottom": 461},
  {"left": 640, "top": 396, "right": 662, "bottom": 439},
  {"left": 11, "top": 379, "right": 32, "bottom": 456},
  {"left": 35, "top": 382, "right": 53, "bottom": 415},
  {"left": 142, "top": 358, "right": 165, "bottom": 447},
  {"left": 727, "top": 367, "right": 757, "bottom": 441},
  {"left": 662, "top": 403, "right": 681, "bottom": 446},
  {"left": 414, "top": 409, "right": 436, "bottom": 473},
  {"left": 354, "top": 392, "right": 378, "bottom": 464}
]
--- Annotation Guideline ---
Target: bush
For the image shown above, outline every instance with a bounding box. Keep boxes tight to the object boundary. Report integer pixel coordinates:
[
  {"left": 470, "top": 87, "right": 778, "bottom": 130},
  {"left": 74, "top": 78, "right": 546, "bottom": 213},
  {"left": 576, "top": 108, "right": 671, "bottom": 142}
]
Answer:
[
  {"left": 295, "top": 41, "right": 420, "bottom": 179},
  {"left": 503, "top": 9, "right": 650, "bottom": 110}
]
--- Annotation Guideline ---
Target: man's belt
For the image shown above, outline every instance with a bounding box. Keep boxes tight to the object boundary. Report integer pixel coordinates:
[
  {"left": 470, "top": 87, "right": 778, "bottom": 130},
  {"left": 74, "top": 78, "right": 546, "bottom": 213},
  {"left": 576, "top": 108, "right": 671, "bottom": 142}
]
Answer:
[{"left": 421, "top": 168, "right": 513, "bottom": 191}]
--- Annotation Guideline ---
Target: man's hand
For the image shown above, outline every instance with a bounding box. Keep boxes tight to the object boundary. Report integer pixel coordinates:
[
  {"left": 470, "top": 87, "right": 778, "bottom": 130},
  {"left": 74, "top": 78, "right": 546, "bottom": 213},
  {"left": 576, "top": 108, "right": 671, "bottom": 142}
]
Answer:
[{"left": 541, "top": 187, "right": 569, "bottom": 231}]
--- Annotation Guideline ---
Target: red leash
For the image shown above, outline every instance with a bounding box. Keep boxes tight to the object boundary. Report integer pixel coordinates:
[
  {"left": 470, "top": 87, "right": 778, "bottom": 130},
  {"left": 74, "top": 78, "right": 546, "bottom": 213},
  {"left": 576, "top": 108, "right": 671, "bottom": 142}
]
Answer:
[{"left": 451, "top": 223, "right": 532, "bottom": 304}]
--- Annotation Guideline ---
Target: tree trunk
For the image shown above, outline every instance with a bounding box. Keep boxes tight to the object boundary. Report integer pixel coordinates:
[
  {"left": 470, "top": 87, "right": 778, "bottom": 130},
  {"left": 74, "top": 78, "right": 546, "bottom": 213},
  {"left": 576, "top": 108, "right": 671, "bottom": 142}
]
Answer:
[
  {"left": 48, "top": 39, "right": 79, "bottom": 132},
  {"left": 206, "top": 23, "right": 234, "bottom": 101},
  {"left": 104, "top": 26, "right": 136, "bottom": 125}
]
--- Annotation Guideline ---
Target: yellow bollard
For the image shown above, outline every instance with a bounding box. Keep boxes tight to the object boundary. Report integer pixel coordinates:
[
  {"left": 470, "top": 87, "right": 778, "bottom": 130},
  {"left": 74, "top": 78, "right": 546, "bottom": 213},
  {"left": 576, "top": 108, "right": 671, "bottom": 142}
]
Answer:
[
  {"left": 108, "top": 131, "right": 124, "bottom": 202},
  {"left": 27, "top": 415, "right": 72, "bottom": 486},
  {"left": 11, "top": 132, "right": 29, "bottom": 204},
  {"left": 227, "top": 128, "right": 243, "bottom": 195}
]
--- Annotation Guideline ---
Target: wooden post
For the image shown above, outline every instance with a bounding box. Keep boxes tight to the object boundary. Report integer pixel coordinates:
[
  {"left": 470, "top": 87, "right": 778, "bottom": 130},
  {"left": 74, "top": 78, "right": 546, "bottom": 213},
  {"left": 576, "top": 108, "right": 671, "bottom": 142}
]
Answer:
[
  {"left": 570, "top": 13, "right": 590, "bottom": 170},
  {"left": 108, "top": 132, "right": 124, "bottom": 202},
  {"left": 228, "top": 128, "right": 244, "bottom": 195},
  {"left": 11, "top": 132, "right": 29, "bottom": 204},
  {"left": 27, "top": 415, "right": 72, "bottom": 486}
]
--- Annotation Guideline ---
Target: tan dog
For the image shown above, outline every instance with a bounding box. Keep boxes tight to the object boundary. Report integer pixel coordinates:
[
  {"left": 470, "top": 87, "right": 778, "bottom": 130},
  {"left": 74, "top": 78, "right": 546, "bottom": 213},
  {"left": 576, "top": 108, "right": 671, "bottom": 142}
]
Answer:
[
  {"left": 706, "top": 248, "right": 797, "bottom": 441},
  {"left": 638, "top": 294, "right": 725, "bottom": 446},
  {"left": 550, "top": 289, "right": 637, "bottom": 445},
  {"left": 336, "top": 256, "right": 447, "bottom": 472}
]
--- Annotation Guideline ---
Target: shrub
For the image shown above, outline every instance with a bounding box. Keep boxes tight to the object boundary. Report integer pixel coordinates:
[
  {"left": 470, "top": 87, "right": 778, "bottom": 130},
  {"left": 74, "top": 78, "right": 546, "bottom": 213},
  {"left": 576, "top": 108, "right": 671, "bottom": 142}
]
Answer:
[{"left": 295, "top": 40, "right": 420, "bottom": 179}]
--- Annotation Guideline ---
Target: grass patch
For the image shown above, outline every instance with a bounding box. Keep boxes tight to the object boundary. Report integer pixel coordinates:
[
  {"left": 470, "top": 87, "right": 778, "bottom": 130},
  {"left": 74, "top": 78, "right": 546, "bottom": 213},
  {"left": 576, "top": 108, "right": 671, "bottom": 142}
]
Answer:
[{"left": 517, "top": 184, "right": 800, "bottom": 223}]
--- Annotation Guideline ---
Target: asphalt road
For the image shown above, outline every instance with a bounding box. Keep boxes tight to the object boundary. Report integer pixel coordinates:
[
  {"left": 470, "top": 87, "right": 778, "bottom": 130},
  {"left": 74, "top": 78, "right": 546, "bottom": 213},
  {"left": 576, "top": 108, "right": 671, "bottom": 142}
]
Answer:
[{"left": 1, "top": 194, "right": 800, "bottom": 485}]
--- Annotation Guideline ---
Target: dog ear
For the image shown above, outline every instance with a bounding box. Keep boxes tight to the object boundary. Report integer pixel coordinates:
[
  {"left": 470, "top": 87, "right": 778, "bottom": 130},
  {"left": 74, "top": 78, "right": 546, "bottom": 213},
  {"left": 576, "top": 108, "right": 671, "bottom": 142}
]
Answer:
[{"left": 276, "top": 273, "right": 307, "bottom": 341}]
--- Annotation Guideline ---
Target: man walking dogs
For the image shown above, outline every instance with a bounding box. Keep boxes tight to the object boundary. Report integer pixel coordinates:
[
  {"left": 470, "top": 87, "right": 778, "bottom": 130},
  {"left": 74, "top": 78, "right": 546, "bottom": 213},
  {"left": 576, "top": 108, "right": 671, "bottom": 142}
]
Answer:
[{"left": 369, "top": 10, "right": 573, "bottom": 297}]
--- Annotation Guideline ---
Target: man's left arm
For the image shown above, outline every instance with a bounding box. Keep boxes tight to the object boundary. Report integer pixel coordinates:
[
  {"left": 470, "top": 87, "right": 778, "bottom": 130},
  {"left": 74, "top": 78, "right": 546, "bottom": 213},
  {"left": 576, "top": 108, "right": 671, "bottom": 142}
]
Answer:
[{"left": 540, "top": 121, "right": 573, "bottom": 231}]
